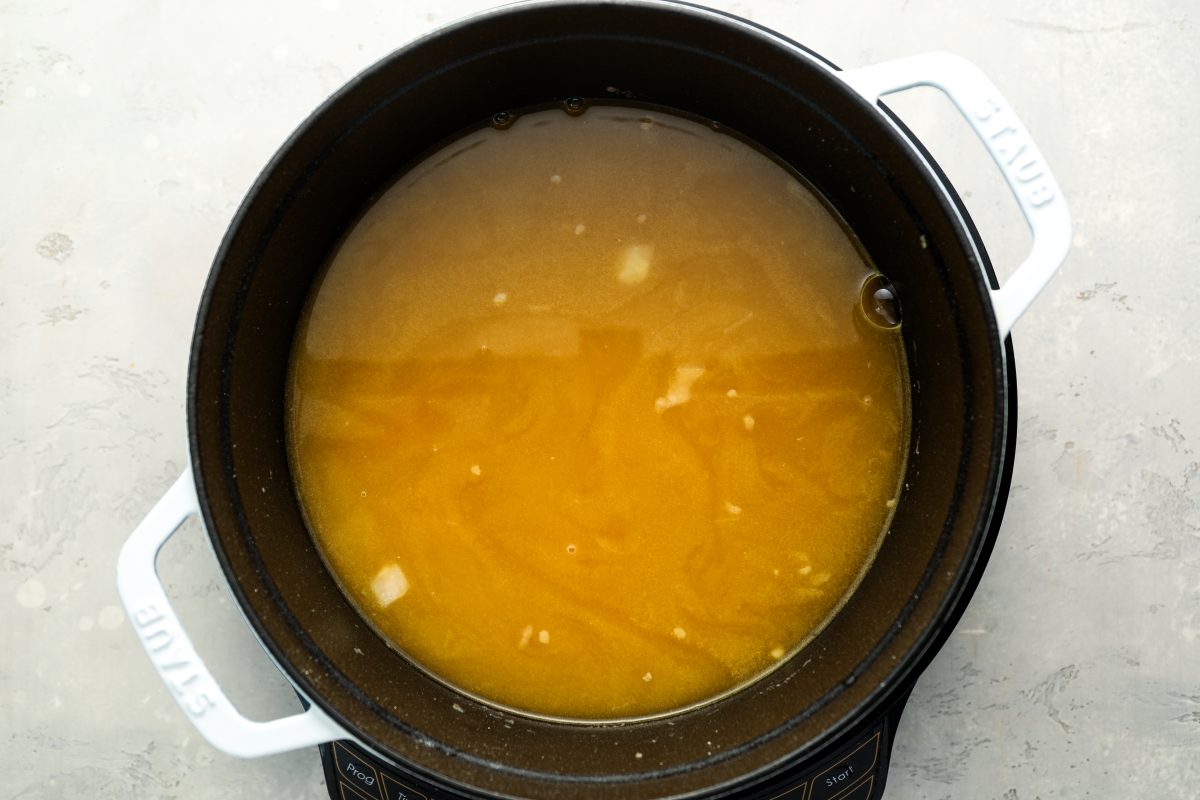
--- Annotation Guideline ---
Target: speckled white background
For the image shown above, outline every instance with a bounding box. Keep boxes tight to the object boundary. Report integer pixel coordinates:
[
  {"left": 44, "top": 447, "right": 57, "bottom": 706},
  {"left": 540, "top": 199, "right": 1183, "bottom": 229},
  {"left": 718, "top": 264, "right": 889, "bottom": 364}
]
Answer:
[{"left": 2, "top": 0, "right": 1196, "bottom": 797}]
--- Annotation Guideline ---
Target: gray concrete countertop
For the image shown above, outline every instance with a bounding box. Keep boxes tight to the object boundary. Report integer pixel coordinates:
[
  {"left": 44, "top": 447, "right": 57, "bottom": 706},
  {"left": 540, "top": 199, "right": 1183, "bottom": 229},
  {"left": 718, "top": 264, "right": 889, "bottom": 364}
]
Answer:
[{"left": 2, "top": 1, "right": 1195, "bottom": 797}]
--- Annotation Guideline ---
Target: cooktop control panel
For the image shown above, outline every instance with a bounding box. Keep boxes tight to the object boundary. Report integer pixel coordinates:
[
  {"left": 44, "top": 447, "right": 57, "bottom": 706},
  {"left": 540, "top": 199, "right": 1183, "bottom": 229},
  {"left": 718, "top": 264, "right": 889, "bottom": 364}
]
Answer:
[
  {"left": 319, "top": 721, "right": 887, "bottom": 800},
  {"left": 321, "top": 740, "right": 434, "bottom": 800},
  {"left": 758, "top": 726, "right": 885, "bottom": 800}
]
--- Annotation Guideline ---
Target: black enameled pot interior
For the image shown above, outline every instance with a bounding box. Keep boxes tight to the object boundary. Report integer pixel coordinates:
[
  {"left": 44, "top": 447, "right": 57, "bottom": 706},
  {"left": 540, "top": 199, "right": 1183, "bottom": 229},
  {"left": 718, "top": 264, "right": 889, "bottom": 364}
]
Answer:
[{"left": 187, "top": 2, "right": 1009, "bottom": 798}]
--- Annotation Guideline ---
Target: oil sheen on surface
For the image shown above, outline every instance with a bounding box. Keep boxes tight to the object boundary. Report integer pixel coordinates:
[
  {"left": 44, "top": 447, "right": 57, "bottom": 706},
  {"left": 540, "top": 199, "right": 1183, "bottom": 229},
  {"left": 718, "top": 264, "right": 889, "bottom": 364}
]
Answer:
[{"left": 287, "top": 105, "right": 908, "bottom": 721}]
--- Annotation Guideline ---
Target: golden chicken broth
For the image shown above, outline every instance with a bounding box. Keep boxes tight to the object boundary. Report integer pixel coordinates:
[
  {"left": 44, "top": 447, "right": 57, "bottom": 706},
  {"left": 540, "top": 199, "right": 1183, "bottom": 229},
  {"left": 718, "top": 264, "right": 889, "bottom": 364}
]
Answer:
[{"left": 286, "top": 105, "right": 908, "bottom": 720}]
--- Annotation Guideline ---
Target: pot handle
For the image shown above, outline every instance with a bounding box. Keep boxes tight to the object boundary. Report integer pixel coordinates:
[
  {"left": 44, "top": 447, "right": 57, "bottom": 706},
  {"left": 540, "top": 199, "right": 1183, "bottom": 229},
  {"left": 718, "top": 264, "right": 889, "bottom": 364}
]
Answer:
[
  {"left": 116, "top": 467, "right": 346, "bottom": 757},
  {"left": 841, "top": 52, "right": 1071, "bottom": 338}
]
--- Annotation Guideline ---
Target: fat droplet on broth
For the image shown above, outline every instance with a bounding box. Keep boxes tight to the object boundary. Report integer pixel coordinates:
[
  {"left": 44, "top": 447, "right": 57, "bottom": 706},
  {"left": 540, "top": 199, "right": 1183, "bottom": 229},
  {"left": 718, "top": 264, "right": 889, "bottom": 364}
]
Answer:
[
  {"left": 655, "top": 365, "right": 705, "bottom": 413},
  {"left": 617, "top": 244, "right": 653, "bottom": 285},
  {"left": 371, "top": 564, "right": 409, "bottom": 607}
]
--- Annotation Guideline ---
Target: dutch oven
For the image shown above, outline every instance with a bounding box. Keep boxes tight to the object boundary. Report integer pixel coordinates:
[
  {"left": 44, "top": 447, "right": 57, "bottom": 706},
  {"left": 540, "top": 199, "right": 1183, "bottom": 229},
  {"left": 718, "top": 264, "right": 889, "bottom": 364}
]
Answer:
[{"left": 117, "top": 2, "right": 1070, "bottom": 797}]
